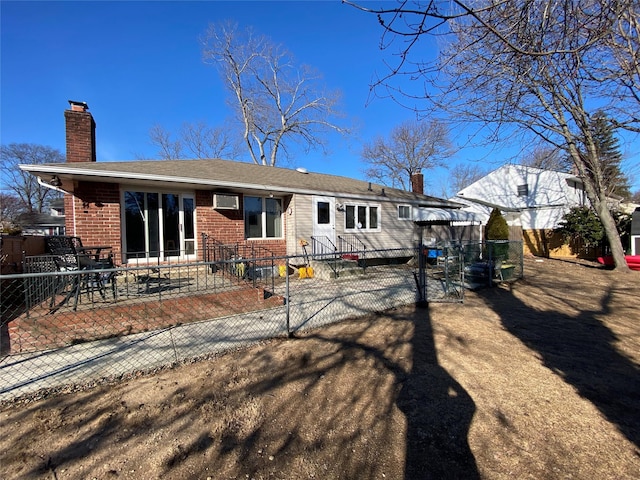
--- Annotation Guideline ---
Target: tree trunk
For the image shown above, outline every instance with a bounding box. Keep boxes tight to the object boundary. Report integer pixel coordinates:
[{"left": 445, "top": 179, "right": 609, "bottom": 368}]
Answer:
[
  {"left": 594, "top": 198, "right": 630, "bottom": 272},
  {"left": 566, "top": 136, "right": 630, "bottom": 272}
]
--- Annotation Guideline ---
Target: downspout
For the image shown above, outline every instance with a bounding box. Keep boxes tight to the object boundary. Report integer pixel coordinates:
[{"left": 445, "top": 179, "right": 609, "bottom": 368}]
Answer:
[
  {"left": 37, "top": 176, "right": 76, "bottom": 235},
  {"left": 37, "top": 176, "right": 66, "bottom": 195}
]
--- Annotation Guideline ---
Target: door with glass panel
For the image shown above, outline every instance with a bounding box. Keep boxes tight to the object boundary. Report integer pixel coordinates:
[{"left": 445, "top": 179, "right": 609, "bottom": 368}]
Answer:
[
  {"left": 124, "top": 191, "right": 195, "bottom": 261},
  {"left": 312, "top": 196, "right": 335, "bottom": 254}
]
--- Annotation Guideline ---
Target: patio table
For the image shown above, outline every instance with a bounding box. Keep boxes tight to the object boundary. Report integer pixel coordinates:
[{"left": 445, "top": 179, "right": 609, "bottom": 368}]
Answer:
[{"left": 77, "top": 245, "right": 112, "bottom": 262}]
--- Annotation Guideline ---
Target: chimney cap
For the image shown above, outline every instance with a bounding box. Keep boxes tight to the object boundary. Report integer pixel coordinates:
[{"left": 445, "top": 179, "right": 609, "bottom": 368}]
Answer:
[{"left": 68, "top": 100, "right": 89, "bottom": 111}]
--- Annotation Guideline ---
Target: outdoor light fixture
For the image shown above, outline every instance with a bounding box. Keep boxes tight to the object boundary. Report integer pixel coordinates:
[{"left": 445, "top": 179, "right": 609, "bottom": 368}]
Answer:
[{"left": 50, "top": 175, "right": 62, "bottom": 187}]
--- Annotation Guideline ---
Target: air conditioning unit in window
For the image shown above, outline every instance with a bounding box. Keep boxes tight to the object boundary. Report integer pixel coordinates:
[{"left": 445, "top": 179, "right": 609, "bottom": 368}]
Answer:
[{"left": 213, "top": 193, "right": 240, "bottom": 210}]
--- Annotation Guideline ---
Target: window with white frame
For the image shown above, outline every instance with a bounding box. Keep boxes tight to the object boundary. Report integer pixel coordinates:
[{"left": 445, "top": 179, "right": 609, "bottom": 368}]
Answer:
[
  {"left": 123, "top": 190, "right": 195, "bottom": 260},
  {"left": 244, "top": 196, "right": 283, "bottom": 239},
  {"left": 398, "top": 205, "right": 412, "bottom": 220},
  {"left": 345, "top": 204, "right": 380, "bottom": 230}
]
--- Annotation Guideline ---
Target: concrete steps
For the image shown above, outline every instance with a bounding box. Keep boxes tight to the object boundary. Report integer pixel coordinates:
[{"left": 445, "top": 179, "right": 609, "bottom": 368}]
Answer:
[{"left": 309, "top": 258, "right": 364, "bottom": 280}]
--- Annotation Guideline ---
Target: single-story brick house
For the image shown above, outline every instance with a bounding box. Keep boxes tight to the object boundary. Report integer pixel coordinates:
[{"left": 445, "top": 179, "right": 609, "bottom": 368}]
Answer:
[{"left": 20, "top": 101, "right": 480, "bottom": 265}]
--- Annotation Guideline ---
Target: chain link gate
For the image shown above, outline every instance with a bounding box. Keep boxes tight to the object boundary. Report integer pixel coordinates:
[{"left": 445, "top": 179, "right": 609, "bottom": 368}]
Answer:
[{"left": 415, "top": 244, "right": 465, "bottom": 304}]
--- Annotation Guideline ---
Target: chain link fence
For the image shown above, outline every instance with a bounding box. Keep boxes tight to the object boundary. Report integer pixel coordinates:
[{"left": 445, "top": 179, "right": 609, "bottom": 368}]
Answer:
[{"left": 1, "top": 242, "right": 522, "bottom": 402}]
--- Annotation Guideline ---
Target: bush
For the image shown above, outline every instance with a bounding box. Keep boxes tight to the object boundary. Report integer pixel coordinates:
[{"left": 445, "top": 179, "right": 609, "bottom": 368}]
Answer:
[
  {"left": 556, "top": 206, "right": 604, "bottom": 249},
  {"left": 485, "top": 208, "right": 510, "bottom": 261},
  {"left": 485, "top": 208, "right": 509, "bottom": 241}
]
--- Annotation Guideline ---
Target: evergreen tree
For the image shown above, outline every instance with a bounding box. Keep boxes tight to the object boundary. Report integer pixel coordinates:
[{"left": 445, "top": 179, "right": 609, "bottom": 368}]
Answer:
[
  {"left": 556, "top": 206, "right": 605, "bottom": 249},
  {"left": 485, "top": 208, "right": 510, "bottom": 260},
  {"left": 485, "top": 208, "right": 509, "bottom": 241},
  {"left": 588, "top": 113, "right": 631, "bottom": 200}
]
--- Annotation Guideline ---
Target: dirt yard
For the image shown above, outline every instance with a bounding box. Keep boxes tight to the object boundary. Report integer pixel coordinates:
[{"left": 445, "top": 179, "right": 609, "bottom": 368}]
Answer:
[{"left": 1, "top": 257, "right": 639, "bottom": 480}]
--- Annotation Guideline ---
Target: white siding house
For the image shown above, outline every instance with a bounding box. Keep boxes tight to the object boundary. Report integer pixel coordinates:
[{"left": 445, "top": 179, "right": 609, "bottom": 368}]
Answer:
[
  {"left": 452, "top": 164, "right": 598, "bottom": 257},
  {"left": 454, "top": 164, "right": 589, "bottom": 230}
]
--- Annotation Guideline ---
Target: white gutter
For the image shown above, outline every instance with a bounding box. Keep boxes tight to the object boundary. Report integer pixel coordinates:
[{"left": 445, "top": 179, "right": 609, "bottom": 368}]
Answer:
[{"left": 37, "top": 175, "right": 67, "bottom": 195}]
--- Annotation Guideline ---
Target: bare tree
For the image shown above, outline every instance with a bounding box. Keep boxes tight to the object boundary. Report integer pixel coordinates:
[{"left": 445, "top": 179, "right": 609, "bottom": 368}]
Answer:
[
  {"left": 602, "top": 2, "right": 640, "bottom": 129},
  {"left": 520, "top": 143, "right": 570, "bottom": 171},
  {"left": 361, "top": 119, "right": 454, "bottom": 190},
  {"left": 434, "top": 162, "right": 487, "bottom": 199},
  {"left": 149, "top": 122, "right": 239, "bottom": 160},
  {"left": 181, "top": 122, "right": 239, "bottom": 159},
  {"left": 202, "top": 22, "right": 347, "bottom": 166},
  {"left": 149, "top": 125, "right": 183, "bottom": 160},
  {"left": 450, "top": 163, "right": 487, "bottom": 194},
  {"left": 0, "top": 143, "right": 64, "bottom": 214},
  {"left": 347, "top": 0, "right": 637, "bottom": 271},
  {"left": 0, "top": 192, "right": 23, "bottom": 230}
]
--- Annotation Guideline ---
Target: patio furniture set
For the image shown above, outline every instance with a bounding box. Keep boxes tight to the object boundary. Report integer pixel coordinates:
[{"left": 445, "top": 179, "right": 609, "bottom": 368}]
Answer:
[{"left": 43, "top": 236, "right": 117, "bottom": 313}]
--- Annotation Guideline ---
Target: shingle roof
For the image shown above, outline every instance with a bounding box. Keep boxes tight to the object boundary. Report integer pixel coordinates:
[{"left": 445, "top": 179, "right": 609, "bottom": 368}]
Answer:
[
  {"left": 15, "top": 212, "right": 65, "bottom": 227},
  {"left": 24, "top": 158, "right": 462, "bottom": 208}
]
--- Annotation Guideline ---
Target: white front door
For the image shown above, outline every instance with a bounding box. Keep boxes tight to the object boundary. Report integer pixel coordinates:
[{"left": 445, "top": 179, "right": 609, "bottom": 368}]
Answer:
[{"left": 312, "top": 196, "right": 335, "bottom": 254}]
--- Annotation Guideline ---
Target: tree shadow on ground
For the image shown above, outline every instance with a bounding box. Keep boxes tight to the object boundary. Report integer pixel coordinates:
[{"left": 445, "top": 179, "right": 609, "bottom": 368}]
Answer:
[
  {"left": 478, "top": 283, "right": 640, "bottom": 448},
  {"left": 396, "top": 304, "right": 480, "bottom": 479},
  {"left": 2, "top": 302, "right": 482, "bottom": 479}
]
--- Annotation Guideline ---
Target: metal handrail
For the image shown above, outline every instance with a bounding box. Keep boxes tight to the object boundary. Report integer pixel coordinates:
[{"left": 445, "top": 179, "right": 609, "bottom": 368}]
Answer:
[
  {"left": 337, "top": 234, "right": 367, "bottom": 260},
  {"left": 310, "top": 236, "right": 337, "bottom": 256},
  {"left": 201, "top": 233, "right": 277, "bottom": 292}
]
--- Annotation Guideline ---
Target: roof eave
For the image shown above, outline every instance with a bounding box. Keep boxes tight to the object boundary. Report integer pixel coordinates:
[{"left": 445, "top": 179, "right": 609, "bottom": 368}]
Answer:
[{"left": 20, "top": 164, "right": 458, "bottom": 207}]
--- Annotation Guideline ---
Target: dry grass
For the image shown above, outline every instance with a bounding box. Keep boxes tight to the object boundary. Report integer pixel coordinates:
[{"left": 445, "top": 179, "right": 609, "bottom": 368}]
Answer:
[{"left": 1, "top": 257, "right": 639, "bottom": 479}]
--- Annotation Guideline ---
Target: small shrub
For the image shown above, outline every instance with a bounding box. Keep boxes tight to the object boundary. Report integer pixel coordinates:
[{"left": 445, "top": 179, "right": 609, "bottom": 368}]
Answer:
[
  {"left": 485, "top": 208, "right": 509, "bottom": 261},
  {"left": 485, "top": 208, "right": 509, "bottom": 241}
]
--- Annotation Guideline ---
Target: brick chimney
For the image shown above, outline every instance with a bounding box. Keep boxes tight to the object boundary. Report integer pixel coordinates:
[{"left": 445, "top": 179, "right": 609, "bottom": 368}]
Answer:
[
  {"left": 411, "top": 172, "right": 424, "bottom": 195},
  {"left": 65, "top": 100, "right": 96, "bottom": 163}
]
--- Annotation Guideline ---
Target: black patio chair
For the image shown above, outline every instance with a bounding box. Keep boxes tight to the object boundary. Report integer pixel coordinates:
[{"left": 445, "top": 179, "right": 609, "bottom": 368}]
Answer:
[{"left": 44, "top": 236, "right": 116, "bottom": 311}]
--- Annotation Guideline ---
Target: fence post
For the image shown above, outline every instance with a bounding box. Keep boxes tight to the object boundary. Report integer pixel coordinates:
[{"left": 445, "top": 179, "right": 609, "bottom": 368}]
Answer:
[
  {"left": 417, "top": 245, "right": 428, "bottom": 307},
  {"left": 285, "top": 258, "right": 292, "bottom": 338}
]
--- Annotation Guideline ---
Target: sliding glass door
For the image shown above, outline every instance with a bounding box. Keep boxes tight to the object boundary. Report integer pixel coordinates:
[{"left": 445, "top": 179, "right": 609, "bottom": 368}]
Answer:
[{"left": 123, "top": 190, "right": 195, "bottom": 261}]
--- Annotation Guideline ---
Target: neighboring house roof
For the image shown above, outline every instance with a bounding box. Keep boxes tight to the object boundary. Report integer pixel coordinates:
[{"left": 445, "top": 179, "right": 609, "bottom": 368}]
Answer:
[
  {"left": 49, "top": 198, "right": 65, "bottom": 211},
  {"left": 15, "top": 212, "right": 65, "bottom": 229},
  {"left": 452, "top": 164, "right": 589, "bottom": 230},
  {"left": 21, "top": 158, "right": 463, "bottom": 208}
]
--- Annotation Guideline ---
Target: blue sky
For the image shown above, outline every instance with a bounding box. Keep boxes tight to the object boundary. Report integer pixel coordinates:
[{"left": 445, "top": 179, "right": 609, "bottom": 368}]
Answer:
[{"left": 2, "top": 0, "right": 639, "bottom": 196}]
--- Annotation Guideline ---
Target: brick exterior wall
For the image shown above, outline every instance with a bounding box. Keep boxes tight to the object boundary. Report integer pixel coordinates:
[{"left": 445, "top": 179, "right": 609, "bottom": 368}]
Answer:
[
  {"left": 64, "top": 187, "right": 286, "bottom": 264},
  {"left": 196, "top": 190, "right": 287, "bottom": 257},
  {"left": 66, "top": 182, "right": 122, "bottom": 264},
  {"left": 8, "top": 287, "right": 285, "bottom": 353},
  {"left": 196, "top": 190, "right": 245, "bottom": 247}
]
